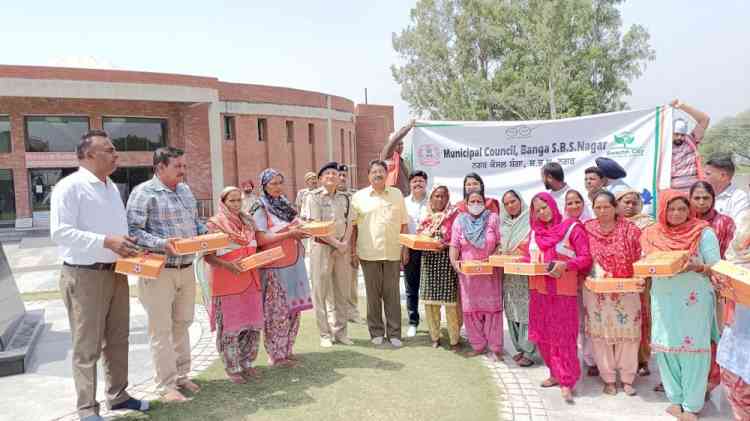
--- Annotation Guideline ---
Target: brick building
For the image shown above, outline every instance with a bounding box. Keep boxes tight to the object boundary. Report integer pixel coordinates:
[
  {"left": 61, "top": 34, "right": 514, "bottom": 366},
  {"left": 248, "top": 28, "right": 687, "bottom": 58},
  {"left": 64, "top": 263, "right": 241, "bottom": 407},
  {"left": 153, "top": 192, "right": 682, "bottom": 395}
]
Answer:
[{"left": 0, "top": 65, "right": 394, "bottom": 228}]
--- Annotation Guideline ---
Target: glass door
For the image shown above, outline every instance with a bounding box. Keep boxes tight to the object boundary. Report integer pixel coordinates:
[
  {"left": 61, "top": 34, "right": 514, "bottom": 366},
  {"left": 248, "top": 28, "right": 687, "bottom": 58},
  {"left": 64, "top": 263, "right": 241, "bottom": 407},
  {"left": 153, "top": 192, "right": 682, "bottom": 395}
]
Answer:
[{"left": 0, "top": 170, "right": 14, "bottom": 226}]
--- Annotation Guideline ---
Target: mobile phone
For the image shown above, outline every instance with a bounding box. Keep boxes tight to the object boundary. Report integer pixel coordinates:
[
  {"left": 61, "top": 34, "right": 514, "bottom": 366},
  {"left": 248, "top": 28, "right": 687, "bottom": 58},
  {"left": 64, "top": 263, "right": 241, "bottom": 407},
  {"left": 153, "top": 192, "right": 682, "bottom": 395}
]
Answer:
[{"left": 546, "top": 261, "right": 556, "bottom": 272}]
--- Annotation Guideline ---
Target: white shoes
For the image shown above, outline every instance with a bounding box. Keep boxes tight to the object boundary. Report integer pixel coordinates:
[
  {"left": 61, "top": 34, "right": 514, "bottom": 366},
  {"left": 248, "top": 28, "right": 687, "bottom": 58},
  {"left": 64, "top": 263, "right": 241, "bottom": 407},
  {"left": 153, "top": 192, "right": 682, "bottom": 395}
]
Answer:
[
  {"left": 320, "top": 338, "right": 333, "bottom": 348},
  {"left": 406, "top": 325, "right": 417, "bottom": 337},
  {"left": 336, "top": 336, "right": 354, "bottom": 345},
  {"left": 371, "top": 336, "right": 384, "bottom": 345},
  {"left": 390, "top": 338, "right": 402, "bottom": 348}
]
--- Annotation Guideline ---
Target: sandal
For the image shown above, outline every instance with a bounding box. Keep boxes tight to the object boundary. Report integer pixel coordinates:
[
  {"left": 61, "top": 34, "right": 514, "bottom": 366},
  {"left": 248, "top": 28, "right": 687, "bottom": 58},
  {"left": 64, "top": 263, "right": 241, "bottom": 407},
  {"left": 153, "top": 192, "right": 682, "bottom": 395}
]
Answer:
[
  {"left": 227, "top": 372, "right": 247, "bottom": 384},
  {"left": 517, "top": 357, "right": 534, "bottom": 367},
  {"left": 541, "top": 377, "right": 559, "bottom": 388},
  {"left": 587, "top": 366, "right": 600, "bottom": 377},
  {"left": 603, "top": 383, "right": 617, "bottom": 395},
  {"left": 654, "top": 382, "right": 665, "bottom": 393},
  {"left": 623, "top": 383, "right": 637, "bottom": 396},
  {"left": 432, "top": 340, "right": 440, "bottom": 349},
  {"left": 243, "top": 367, "right": 261, "bottom": 380},
  {"left": 561, "top": 386, "right": 574, "bottom": 403},
  {"left": 638, "top": 365, "right": 651, "bottom": 376},
  {"left": 450, "top": 344, "right": 461, "bottom": 353},
  {"left": 665, "top": 404, "right": 683, "bottom": 418},
  {"left": 512, "top": 353, "right": 524, "bottom": 362}
]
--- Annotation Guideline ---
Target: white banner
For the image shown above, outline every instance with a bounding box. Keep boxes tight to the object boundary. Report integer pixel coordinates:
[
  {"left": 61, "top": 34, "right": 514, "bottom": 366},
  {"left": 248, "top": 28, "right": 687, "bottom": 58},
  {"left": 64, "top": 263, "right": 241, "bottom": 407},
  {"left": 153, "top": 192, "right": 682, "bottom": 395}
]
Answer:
[{"left": 405, "top": 107, "right": 673, "bottom": 214}]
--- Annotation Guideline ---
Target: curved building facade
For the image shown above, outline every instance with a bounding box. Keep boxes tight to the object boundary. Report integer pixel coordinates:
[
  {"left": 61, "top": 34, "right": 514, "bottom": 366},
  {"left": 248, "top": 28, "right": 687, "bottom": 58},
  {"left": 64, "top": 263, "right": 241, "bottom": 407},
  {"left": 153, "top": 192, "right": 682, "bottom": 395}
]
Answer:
[{"left": 0, "top": 65, "right": 393, "bottom": 228}]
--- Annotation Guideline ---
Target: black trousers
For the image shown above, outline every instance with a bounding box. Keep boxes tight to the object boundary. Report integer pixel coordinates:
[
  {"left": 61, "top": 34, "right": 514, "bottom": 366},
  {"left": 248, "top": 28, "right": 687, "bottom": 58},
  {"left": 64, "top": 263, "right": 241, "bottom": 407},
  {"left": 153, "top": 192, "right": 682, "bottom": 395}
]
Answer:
[{"left": 404, "top": 249, "right": 422, "bottom": 326}]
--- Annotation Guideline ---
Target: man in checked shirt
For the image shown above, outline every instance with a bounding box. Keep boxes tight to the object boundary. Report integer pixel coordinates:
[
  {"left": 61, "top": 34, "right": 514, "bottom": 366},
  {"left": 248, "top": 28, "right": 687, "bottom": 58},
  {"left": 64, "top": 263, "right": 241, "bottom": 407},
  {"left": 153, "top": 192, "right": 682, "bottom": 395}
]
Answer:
[{"left": 127, "top": 146, "right": 207, "bottom": 402}]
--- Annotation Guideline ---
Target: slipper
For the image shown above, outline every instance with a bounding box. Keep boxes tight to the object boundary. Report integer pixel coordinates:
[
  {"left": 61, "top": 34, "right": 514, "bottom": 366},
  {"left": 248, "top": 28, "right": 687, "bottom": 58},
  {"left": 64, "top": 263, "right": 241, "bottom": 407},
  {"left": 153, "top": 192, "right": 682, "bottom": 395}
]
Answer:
[
  {"left": 517, "top": 357, "right": 534, "bottom": 367},
  {"left": 512, "top": 353, "right": 523, "bottom": 362},
  {"left": 541, "top": 378, "right": 559, "bottom": 388}
]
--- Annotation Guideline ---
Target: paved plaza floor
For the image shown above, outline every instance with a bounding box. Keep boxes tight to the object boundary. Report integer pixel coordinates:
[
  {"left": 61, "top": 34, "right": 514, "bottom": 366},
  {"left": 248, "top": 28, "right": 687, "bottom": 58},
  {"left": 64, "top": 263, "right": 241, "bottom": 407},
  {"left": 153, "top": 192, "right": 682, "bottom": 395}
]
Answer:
[{"left": 0, "top": 239, "right": 735, "bottom": 420}]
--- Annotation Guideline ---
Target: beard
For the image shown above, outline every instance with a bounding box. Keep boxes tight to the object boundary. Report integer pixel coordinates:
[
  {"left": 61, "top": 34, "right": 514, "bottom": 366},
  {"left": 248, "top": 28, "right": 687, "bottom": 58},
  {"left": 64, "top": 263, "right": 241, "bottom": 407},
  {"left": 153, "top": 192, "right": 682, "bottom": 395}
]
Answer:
[{"left": 543, "top": 180, "right": 552, "bottom": 190}]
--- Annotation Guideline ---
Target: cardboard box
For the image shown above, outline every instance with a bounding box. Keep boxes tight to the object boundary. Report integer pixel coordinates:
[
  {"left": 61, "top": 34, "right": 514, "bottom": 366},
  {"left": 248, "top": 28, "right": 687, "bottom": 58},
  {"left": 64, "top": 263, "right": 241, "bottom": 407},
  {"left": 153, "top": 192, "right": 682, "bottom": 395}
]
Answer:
[
  {"left": 488, "top": 254, "right": 522, "bottom": 267},
  {"left": 633, "top": 251, "right": 689, "bottom": 278},
  {"left": 710, "top": 260, "right": 750, "bottom": 306},
  {"left": 504, "top": 262, "right": 548, "bottom": 276},
  {"left": 399, "top": 234, "right": 443, "bottom": 251},
  {"left": 459, "top": 260, "right": 494, "bottom": 276},
  {"left": 173, "top": 233, "right": 231, "bottom": 255},
  {"left": 584, "top": 277, "right": 644, "bottom": 293},
  {"left": 237, "top": 247, "right": 286, "bottom": 271},
  {"left": 115, "top": 254, "right": 166, "bottom": 279},
  {"left": 300, "top": 221, "right": 335, "bottom": 237}
]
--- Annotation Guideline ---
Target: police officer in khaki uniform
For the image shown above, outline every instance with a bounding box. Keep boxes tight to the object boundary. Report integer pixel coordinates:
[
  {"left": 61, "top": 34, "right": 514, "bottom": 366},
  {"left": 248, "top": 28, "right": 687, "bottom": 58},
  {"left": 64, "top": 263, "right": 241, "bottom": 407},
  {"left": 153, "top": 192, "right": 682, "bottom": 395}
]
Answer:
[
  {"left": 337, "top": 164, "right": 364, "bottom": 324},
  {"left": 304, "top": 162, "right": 355, "bottom": 347}
]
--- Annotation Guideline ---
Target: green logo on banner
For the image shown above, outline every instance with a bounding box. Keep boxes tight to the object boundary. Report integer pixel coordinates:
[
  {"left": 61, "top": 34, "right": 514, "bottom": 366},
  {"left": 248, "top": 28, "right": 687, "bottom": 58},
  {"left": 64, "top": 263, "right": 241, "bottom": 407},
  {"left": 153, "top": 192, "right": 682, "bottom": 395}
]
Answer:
[
  {"left": 608, "top": 131, "right": 644, "bottom": 158},
  {"left": 613, "top": 132, "right": 635, "bottom": 148}
]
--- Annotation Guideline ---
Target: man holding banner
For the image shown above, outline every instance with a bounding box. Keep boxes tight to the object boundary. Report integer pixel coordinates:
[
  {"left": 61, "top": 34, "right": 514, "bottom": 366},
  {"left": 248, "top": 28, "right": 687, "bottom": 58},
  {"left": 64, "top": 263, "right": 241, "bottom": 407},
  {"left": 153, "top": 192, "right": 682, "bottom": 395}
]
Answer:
[
  {"left": 670, "top": 99, "right": 710, "bottom": 192},
  {"left": 382, "top": 119, "right": 415, "bottom": 196}
]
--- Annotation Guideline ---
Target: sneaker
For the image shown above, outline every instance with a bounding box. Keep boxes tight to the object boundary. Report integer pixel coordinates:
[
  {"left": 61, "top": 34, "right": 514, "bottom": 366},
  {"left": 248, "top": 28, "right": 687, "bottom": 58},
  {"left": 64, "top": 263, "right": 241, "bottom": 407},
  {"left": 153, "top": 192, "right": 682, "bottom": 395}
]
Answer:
[
  {"left": 406, "top": 325, "right": 417, "bottom": 337},
  {"left": 111, "top": 397, "right": 150, "bottom": 412},
  {"left": 320, "top": 338, "right": 333, "bottom": 348},
  {"left": 371, "top": 336, "right": 384, "bottom": 345},
  {"left": 390, "top": 338, "right": 402, "bottom": 348},
  {"left": 336, "top": 336, "right": 354, "bottom": 345}
]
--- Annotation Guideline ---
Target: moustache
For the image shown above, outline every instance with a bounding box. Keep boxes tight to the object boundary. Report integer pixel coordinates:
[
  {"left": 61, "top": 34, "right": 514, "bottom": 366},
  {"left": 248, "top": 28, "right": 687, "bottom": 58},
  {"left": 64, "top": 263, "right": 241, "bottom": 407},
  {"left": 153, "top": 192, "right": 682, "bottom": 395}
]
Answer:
[{"left": 372, "top": 175, "right": 384, "bottom": 181}]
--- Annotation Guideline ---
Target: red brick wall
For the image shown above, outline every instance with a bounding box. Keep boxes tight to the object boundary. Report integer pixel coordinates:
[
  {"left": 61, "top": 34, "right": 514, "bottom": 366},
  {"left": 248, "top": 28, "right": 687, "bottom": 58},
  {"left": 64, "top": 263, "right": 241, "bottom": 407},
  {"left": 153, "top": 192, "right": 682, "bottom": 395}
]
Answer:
[
  {"left": 179, "top": 103, "right": 212, "bottom": 200},
  {"left": 218, "top": 82, "right": 354, "bottom": 113},
  {"left": 0, "top": 65, "right": 217, "bottom": 88},
  {"left": 354, "top": 104, "right": 395, "bottom": 189},
  {"left": 0, "top": 97, "right": 186, "bottom": 218}
]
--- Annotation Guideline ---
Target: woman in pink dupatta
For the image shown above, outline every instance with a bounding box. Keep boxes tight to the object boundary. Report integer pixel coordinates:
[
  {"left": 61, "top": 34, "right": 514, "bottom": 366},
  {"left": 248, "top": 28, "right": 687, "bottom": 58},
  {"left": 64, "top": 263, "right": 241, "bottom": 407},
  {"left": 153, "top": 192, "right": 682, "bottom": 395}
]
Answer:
[
  {"left": 689, "top": 180, "right": 736, "bottom": 396},
  {"left": 203, "top": 187, "right": 264, "bottom": 384},
  {"left": 449, "top": 190, "right": 503, "bottom": 361},
  {"left": 524, "top": 192, "right": 592, "bottom": 403}
]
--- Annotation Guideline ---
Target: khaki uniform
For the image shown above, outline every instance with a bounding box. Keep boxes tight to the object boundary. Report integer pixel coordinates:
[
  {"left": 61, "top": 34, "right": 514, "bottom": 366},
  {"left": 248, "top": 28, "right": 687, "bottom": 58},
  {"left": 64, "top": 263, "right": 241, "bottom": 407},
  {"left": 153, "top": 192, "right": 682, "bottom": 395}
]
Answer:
[
  {"left": 338, "top": 187, "right": 362, "bottom": 320},
  {"left": 303, "top": 187, "right": 354, "bottom": 340}
]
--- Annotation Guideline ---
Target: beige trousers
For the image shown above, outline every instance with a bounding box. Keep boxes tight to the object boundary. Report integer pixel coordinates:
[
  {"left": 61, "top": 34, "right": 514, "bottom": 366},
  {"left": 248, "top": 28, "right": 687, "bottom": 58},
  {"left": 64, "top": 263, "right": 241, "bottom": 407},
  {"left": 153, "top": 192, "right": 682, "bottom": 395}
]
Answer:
[
  {"left": 137, "top": 266, "right": 195, "bottom": 394},
  {"left": 310, "top": 243, "right": 350, "bottom": 340},
  {"left": 60, "top": 266, "right": 131, "bottom": 418},
  {"left": 360, "top": 259, "right": 402, "bottom": 339},
  {"left": 424, "top": 304, "right": 461, "bottom": 345},
  {"left": 592, "top": 339, "right": 640, "bottom": 384}
]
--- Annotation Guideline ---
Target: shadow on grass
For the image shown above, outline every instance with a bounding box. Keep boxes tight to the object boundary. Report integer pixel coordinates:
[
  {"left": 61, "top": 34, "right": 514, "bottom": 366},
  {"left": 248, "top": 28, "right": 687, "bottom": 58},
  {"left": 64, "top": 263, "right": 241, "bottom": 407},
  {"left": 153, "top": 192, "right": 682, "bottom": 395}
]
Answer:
[{"left": 119, "top": 349, "right": 403, "bottom": 420}]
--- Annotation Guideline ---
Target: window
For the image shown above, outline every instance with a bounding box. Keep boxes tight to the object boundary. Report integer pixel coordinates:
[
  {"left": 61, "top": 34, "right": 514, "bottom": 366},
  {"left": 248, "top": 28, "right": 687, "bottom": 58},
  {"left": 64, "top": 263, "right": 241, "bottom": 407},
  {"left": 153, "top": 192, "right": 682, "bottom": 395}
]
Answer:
[
  {"left": 308, "top": 123, "right": 315, "bottom": 145},
  {"left": 0, "top": 169, "right": 14, "bottom": 225},
  {"left": 257, "top": 118, "right": 267, "bottom": 142},
  {"left": 28, "top": 168, "right": 77, "bottom": 211},
  {"left": 286, "top": 121, "right": 294, "bottom": 143},
  {"left": 0, "top": 116, "right": 10, "bottom": 153},
  {"left": 25, "top": 116, "right": 90, "bottom": 152},
  {"left": 110, "top": 166, "right": 154, "bottom": 203},
  {"left": 103, "top": 117, "right": 167, "bottom": 151},
  {"left": 223, "top": 116, "right": 235, "bottom": 140}
]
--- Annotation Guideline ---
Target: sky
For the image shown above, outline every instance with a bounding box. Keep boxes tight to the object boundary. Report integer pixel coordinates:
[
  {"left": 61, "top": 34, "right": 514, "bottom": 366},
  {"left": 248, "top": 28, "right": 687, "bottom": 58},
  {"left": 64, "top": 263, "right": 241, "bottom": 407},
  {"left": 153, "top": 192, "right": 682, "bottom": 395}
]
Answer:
[{"left": 2, "top": 1, "right": 748, "bottom": 127}]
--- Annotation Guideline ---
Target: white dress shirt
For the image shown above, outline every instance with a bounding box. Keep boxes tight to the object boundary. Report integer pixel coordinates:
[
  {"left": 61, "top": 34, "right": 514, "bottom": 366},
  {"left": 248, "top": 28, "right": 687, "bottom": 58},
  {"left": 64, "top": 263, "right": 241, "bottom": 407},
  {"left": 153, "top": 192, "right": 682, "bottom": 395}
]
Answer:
[
  {"left": 549, "top": 184, "right": 571, "bottom": 213},
  {"left": 50, "top": 167, "right": 128, "bottom": 264},
  {"left": 405, "top": 193, "right": 428, "bottom": 234},
  {"left": 715, "top": 182, "right": 750, "bottom": 222}
]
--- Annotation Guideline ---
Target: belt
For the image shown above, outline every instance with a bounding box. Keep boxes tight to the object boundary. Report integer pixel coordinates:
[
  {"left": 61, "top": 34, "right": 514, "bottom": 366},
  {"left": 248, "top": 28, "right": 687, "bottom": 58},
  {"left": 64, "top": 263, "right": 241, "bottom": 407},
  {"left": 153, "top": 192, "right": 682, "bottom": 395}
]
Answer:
[
  {"left": 164, "top": 262, "right": 193, "bottom": 269},
  {"left": 63, "top": 262, "right": 115, "bottom": 271}
]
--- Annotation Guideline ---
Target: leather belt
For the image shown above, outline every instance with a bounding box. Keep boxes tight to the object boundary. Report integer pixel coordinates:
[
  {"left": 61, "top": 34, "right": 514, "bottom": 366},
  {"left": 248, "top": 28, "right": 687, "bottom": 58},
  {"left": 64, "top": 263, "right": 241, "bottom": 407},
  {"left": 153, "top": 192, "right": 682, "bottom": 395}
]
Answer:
[
  {"left": 164, "top": 262, "right": 193, "bottom": 269},
  {"left": 63, "top": 262, "right": 116, "bottom": 271}
]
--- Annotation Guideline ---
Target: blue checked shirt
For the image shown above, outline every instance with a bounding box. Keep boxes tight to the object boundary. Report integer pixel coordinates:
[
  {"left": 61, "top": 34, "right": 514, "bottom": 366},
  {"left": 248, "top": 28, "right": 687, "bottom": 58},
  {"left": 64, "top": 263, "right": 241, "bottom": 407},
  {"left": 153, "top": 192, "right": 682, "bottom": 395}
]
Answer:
[{"left": 126, "top": 176, "right": 207, "bottom": 266}]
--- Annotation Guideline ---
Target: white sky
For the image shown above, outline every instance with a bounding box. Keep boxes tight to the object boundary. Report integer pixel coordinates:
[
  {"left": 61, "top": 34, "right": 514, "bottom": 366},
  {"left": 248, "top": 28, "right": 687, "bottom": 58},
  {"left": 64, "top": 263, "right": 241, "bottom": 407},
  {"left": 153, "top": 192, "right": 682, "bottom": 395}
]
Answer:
[{"left": 2, "top": 1, "right": 748, "bottom": 127}]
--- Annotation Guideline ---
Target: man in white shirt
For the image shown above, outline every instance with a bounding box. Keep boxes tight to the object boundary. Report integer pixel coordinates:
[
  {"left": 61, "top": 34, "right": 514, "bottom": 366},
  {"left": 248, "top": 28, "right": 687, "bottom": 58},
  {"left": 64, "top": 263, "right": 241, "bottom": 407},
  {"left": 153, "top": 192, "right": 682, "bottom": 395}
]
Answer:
[
  {"left": 705, "top": 154, "right": 750, "bottom": 223},
  {"left": 50, "top": 130, "right": 150, "bottom": 421},
  {"left": 541, "top": 162, "right": 571, "bottom": 211},
  {"left": 404, "top": 170, "right": 428, "bottom": 337}
]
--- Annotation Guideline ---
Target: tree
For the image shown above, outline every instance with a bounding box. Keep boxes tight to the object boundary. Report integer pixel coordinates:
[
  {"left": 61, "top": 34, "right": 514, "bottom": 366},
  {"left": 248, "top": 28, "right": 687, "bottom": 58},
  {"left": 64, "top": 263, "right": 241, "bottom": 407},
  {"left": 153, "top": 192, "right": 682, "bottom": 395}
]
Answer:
[
  {"left": 391, "top": 0, "right": 655, "bottom": 121},
  {"left": 700, "top": 108, "right": 750, "bottom": 162}
]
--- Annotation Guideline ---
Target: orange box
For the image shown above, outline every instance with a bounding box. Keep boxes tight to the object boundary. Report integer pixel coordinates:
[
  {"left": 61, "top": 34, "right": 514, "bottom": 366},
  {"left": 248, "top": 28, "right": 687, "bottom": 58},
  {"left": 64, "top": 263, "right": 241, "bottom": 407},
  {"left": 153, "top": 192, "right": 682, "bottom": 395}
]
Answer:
[
  {"left": 710, "top": 260, "right": 750, "bottom": 306},
  {"left": 459, "top": 260, "right": 494, "bottom": 276},
  {"left": 300, "top": 221, "right": 335, "bottom": 237},
  {"left": 633, "top": 251, "right": 689, "bottom": 278},
  {"left": 115, "top": 253, "right": 166, "bottom": 279},
  {"left": 488, "top": 254, "right": 522, "bottom": 267},
  {"left": 237, "top": 247, "right": 286, "bottom": 271},
  {"left": 399, "top": 234, "right": 442, "bottom": 251},
  {"left": 504, "top": 261, "right": 548, "bottom": 276},
  {"left": 584, "top": 277, "right": 644, "bottom": 293},
  {"left": 173, "top": 233, "right": 231, "bottom": 255}
]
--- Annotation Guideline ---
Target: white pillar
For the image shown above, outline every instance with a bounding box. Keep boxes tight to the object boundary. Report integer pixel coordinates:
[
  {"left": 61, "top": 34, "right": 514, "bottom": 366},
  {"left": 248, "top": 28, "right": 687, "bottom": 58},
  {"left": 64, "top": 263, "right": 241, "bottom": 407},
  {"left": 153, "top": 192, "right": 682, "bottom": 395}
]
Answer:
[
  {"left": 208, "top": 101, "right": 224, "bottom": 211},
  {"left": 326, "top": 95, "right": 333, "bottom": 161}
]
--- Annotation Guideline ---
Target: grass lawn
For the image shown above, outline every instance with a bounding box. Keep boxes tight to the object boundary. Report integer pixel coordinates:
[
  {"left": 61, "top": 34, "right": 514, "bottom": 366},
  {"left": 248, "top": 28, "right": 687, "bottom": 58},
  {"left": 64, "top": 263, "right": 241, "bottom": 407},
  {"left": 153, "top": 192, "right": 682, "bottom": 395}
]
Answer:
[{"left": 119, "top": 310, "right": 500, "bottom": 421}]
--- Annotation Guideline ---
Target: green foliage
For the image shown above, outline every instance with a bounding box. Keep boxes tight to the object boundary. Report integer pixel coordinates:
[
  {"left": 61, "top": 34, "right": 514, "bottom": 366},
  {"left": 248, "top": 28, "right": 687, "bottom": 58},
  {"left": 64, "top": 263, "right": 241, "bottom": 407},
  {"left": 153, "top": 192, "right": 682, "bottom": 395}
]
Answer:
[
  {"left": 700, "top": 109, "right": 750, "bottom": 161},
  {"left": 392, "top": 0, "right": 655, "bottom": 120}
]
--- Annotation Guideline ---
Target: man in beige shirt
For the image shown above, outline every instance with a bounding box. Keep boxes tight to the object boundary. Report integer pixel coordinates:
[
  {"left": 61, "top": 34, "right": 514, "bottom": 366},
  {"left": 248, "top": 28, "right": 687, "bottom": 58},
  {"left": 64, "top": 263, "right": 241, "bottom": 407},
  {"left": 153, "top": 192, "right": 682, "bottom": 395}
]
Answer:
[
  {"left": 303, "top": 161, "right": 355, "bottom": 348},
  {"left": 351, "top": 160, "right": 409, "bottom": 348}
]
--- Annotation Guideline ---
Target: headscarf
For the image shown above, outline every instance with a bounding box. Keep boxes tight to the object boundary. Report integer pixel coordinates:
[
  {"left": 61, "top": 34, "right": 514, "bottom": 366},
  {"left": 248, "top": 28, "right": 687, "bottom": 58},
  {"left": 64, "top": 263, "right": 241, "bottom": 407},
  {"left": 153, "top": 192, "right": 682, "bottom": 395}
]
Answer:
[
  {"left": 256, "top": 168, "right": 298, "bottom": 223},
  {"left": 615, "top": 189, "right": 653, "bottom": 229},
  {"left": 529, "top": 192, "right": 578, "bottom": 262},
  {"left": 641, "top": 189, "right": 709, "bottom": 256},
  {"left": 499, "top": 189, "right": 530, "bottom": 253},
  {"left": 417, "top": 185, "right": 458, "bottom": 243},
  {"left": 457, "top": 191, "right": 491, "bottom": 249},
  {"left": 690, "top": 181, "right": 735, "bottom": 258},
  {"left": 207, "top": 186, "right": 254, "bottom": 246},
  {"left": 585, "top": 217, "right": 641, "bottom": 277}
]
